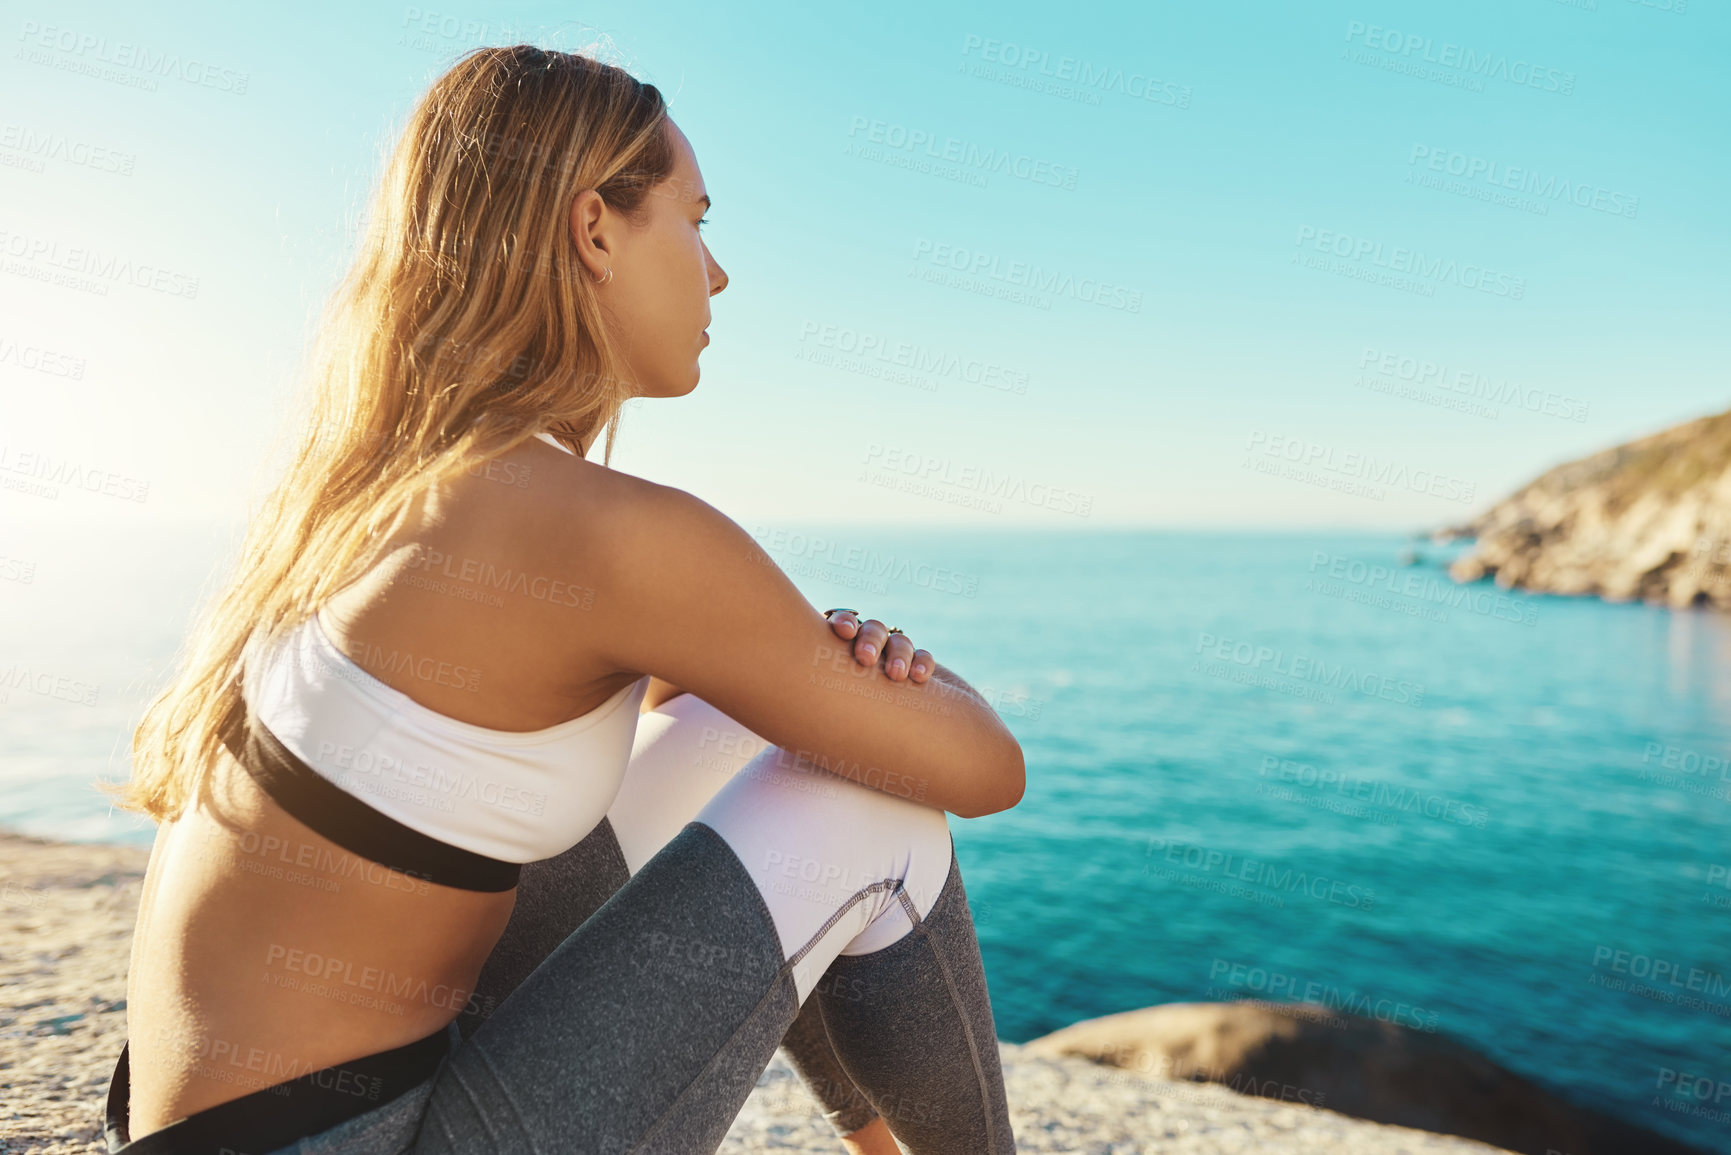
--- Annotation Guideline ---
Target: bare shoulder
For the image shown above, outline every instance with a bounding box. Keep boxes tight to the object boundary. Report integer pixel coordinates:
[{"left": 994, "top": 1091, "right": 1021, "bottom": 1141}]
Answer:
[
  {"left": 453, "top": 439, "right": 676, "bottom": 556},
  {"left": 517, "top": 448, "right": 708, "bottom": 562},
  {"left": 502, "top": 446, "right": 739, "bottom": 642},
  {"left": 576, "top": 468, "right": 772, "bottom": 608}
]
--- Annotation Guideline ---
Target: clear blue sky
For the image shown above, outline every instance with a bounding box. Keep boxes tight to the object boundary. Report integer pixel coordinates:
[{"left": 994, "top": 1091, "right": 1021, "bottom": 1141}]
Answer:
[{"left": 1, "top": 0, "right": 1725, "bottom": 534}]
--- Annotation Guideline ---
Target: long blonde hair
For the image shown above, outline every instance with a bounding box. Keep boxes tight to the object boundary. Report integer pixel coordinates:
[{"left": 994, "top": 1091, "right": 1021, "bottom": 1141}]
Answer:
[{"left": 110, "top": 45, "right": 675, "bottom": 822}]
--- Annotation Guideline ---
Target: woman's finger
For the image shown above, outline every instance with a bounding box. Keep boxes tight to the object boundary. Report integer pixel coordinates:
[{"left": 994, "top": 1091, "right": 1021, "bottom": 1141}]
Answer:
[
  {"left": 909, "top": 648, "right": 935, "bottom": 683},
  {"left": 883, "top": 632, "right": 917, "bottom": 681},
  {"left": 824, "top": 609, "right": 861, "bottom": 639},
  {"left": 854, "top": 619, "right": 890, "bottom": 665}
]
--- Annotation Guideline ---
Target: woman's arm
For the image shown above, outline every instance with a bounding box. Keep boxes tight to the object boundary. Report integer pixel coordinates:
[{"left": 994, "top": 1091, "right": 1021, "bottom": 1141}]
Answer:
[
  {"left": 585, "top": 483, "right": 1025, "bottom": 818},
  {"left": 641, "top": 616, "right": 939, "bottom": 716}
]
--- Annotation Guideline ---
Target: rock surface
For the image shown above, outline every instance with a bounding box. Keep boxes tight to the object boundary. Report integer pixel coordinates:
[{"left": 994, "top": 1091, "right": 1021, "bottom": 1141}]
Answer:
[
  {"left": 1024, "top": 1000, "right": 1708, "bottom": 1155},
  {"left": 1, "top": 834, "right": 147, "bottom": 1154},
  {"left": 2, "top": 830, "right": 1517, "bottom": 1154},
  {"left": 1442, "top": 407, "right": 1731, "bottom": 607}
]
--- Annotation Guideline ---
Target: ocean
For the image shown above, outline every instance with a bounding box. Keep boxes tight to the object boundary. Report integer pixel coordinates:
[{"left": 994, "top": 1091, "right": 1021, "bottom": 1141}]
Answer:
[{"left": 3, "top": 527, "right": 1726, "bottom": 1152}]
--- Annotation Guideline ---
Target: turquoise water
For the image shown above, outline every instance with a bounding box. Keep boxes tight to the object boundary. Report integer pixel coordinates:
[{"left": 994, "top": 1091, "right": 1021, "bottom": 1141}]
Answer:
[{"left": 3, "top": 528, "right": 1726, "bottom": 1151}]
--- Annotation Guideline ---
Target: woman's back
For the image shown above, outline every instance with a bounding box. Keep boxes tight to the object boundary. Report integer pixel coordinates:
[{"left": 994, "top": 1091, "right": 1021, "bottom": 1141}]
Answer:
[
  {"left": 316, "top": 433, "right": 645, "bottom": 733},
  {"left": 125, "top": 434, "right": 652, "bottom": 1131}
]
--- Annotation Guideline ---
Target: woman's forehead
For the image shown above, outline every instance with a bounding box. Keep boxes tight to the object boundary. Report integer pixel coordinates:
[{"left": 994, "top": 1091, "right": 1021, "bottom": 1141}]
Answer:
[
  {"left": 655, "top": 128, "right": 707, "bottom": 206},
  {"left": 666, "top": 122, "right": 704, "bottom": 192}
]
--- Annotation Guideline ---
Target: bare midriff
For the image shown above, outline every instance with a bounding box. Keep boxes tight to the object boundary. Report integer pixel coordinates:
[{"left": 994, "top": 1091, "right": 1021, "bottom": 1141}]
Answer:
[{"left": 122, "top": 747, "right": 515, "bottom": 1135}]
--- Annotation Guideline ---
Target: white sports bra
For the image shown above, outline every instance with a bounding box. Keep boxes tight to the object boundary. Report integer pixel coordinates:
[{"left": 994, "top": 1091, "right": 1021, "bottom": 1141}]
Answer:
[{"left": 220, "top": 430, "right": 650, "bottom": 891}]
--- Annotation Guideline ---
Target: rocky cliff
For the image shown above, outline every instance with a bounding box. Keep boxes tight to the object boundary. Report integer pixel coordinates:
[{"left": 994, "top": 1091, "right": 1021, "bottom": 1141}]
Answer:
[{"left": 1442, "top": 407, "right": 1731, "bottom": 606}]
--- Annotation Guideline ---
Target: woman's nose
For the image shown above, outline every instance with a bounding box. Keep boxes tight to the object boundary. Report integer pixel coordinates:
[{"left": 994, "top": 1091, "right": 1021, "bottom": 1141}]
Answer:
[{"left": 706, "top": 247, "right": 727, "bottom": 295}]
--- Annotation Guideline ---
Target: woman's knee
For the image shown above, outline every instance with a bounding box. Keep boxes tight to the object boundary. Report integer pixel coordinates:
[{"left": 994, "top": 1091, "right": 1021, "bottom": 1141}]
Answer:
[{"left": 693, "top": 744, "right": 955, "bottom": 990}]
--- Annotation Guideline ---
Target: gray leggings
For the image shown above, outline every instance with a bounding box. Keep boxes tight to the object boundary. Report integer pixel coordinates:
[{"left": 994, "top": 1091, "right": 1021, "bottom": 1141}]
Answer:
[
  {"left": 449, "top": 813, "right": 899, "bottom": 1138},
  {"left": 256, "top": 739, "right": 1015, "bottom": 1153}
]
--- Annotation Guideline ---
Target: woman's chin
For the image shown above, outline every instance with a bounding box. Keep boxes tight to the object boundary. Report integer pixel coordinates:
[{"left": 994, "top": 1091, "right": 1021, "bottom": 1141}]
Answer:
[{"left": 632, "top": 367, "right": 702, "bottom": 399}]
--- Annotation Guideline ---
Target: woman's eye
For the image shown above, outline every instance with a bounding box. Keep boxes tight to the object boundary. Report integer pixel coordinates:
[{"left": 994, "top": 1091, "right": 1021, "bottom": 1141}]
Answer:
[{"left": 697, "top": 216, "right": 710, "bottom": 228}]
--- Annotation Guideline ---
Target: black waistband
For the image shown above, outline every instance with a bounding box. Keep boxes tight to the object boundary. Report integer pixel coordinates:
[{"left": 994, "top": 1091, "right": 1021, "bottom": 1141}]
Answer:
[
  {"left": 217, "top": 693, "right": 522, "bottom": 892},
  {"left": 105, "top": 1022, "right": 452, "bottom": 1155}
]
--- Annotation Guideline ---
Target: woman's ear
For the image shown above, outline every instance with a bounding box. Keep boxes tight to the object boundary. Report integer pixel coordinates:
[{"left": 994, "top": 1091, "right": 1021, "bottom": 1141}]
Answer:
[{"left": 569, "top": 188, "right": 612, "bottom": 282}]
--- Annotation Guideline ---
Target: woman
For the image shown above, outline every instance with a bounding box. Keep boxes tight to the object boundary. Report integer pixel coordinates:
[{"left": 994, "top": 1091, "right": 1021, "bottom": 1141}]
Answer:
[{"left": 105, "top": 44, "right": 1024, "bottom": 1155}]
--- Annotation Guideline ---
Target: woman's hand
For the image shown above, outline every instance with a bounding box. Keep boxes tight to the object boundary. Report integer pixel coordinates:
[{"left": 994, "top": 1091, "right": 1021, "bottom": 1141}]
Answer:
[{"left": 823, "top": 609, "right": 934, "bottom": 683}]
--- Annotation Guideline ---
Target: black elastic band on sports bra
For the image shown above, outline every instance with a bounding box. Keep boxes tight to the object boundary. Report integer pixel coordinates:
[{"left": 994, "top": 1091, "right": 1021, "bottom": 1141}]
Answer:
[
  {"left": 104, "top": 1022, "right": 451, "bottom": 1154},
  {"left": 217, "top": 695, "right": 522, "bottom": 893}
]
